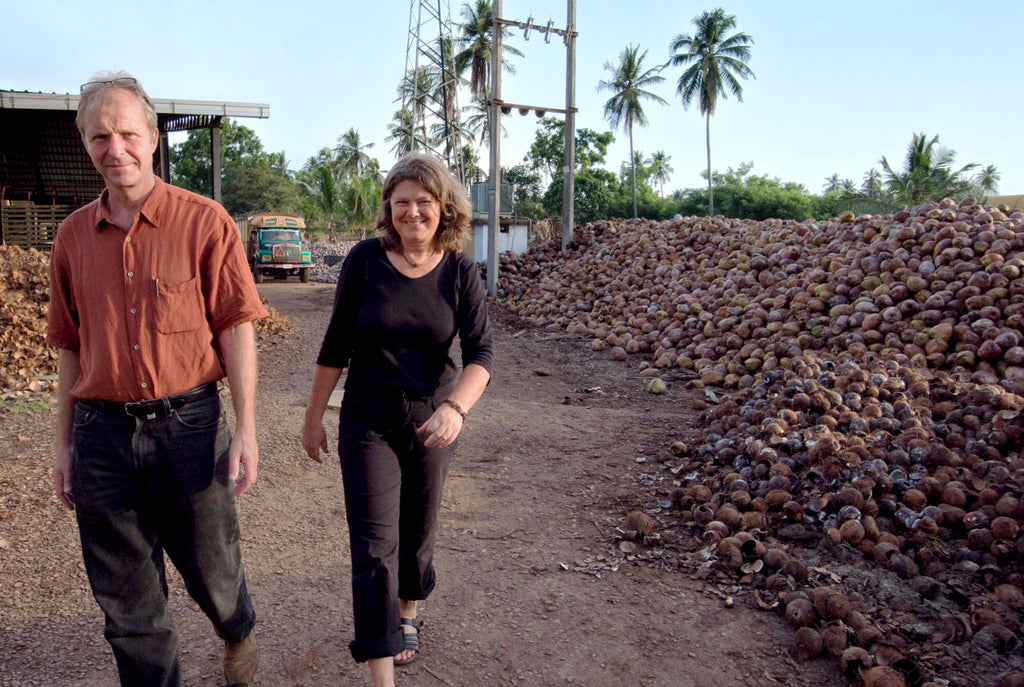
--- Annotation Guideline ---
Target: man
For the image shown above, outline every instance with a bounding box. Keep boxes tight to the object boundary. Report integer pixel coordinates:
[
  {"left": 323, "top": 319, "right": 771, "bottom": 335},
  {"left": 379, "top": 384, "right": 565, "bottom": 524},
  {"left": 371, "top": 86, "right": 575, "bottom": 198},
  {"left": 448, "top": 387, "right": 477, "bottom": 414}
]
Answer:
[{"left": 46, "top": 71, "right": 266, "bottom": 687}]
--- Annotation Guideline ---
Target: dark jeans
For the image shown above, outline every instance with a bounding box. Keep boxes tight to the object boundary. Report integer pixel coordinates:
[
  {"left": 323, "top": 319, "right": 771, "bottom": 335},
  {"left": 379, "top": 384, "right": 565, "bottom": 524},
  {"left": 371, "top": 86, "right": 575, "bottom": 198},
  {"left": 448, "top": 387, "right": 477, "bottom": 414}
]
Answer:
[
  {"left": 338, "top": 383, "right": 456, "bottom": 663},
  {"left": 71, "top": 392, "right": 255, "bottom": 687}
]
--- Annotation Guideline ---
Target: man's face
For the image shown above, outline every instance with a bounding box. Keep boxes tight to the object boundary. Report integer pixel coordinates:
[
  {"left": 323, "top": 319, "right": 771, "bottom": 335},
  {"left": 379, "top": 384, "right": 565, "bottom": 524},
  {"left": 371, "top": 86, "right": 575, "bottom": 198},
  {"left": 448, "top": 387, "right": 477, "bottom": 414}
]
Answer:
[{"left": 80, "top": 89, "right": 158, "bottom": 195}]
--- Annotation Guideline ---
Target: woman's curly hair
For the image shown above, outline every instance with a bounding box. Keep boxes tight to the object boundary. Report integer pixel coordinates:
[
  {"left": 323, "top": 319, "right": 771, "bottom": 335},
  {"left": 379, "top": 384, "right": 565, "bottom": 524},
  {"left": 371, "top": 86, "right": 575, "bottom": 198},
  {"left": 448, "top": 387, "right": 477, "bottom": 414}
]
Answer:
[{"left": 376, "top": 152, "right": 472, "bottom": 253}]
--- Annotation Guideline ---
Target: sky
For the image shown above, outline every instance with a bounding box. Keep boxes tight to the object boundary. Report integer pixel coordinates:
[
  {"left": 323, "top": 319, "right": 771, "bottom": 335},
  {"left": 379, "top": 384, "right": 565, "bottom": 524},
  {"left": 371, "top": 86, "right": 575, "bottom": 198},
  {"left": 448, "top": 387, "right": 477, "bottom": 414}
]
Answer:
[{"left": 3, "top": 0, "right": 1023, "bottom": 198}]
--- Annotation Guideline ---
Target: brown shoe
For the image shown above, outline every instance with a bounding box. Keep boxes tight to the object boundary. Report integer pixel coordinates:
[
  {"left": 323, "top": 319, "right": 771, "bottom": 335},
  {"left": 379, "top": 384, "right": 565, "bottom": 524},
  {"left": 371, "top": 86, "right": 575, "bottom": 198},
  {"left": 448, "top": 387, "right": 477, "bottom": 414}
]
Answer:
[{"left": 224, "top": 632, "right": 258, "bottom": 686}]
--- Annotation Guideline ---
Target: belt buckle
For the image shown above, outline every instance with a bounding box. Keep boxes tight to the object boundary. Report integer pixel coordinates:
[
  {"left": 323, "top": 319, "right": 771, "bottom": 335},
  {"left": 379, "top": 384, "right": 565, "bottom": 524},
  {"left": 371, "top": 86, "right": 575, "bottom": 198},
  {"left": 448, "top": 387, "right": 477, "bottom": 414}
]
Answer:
[{"left": 124, "top": 400, "right": 158, "bottom": 421}]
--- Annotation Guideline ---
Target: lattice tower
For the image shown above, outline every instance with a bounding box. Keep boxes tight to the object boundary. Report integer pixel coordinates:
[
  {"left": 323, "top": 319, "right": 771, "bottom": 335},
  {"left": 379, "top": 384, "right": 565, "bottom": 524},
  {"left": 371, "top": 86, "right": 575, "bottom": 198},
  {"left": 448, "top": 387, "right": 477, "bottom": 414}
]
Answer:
[{"left": 402, "top": 0, "right": 465, "bottom": 183}]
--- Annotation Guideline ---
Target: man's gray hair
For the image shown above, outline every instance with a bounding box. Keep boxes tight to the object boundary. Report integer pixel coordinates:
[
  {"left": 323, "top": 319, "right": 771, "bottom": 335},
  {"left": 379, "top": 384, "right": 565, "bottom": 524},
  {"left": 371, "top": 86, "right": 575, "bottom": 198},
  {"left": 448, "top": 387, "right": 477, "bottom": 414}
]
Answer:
[{"left": 76, "top": 70, "right": 158, "bottom": 133}]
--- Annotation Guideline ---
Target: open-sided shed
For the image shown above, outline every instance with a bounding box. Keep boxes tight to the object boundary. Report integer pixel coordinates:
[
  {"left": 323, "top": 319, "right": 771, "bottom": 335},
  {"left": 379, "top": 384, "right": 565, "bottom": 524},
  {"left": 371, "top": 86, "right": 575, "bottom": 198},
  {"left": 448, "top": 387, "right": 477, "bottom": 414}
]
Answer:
[{"left": 0, "top": 89, "right": 269, "bottom": 248}]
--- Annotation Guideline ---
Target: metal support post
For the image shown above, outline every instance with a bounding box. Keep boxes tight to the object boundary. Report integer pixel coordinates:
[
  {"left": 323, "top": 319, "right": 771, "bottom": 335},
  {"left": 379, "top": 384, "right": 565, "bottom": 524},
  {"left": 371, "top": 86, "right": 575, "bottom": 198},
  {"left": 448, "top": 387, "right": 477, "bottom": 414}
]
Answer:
[
  {"left": 561, "top": 0, "right": 576, "bottom": 250},
  {"left": 486, "top": 0, "right": 503, "bottom": 297},
  {"left": 210, "top": 118, "right": 223, "bottom": 204}
]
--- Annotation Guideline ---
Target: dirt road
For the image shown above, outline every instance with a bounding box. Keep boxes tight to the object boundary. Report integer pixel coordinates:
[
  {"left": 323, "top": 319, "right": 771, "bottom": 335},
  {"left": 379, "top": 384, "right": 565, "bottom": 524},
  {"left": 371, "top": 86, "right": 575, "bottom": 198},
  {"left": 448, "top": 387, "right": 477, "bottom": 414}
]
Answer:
[{"left": 0, "top": 281, "right": 841, "bottom": 686}]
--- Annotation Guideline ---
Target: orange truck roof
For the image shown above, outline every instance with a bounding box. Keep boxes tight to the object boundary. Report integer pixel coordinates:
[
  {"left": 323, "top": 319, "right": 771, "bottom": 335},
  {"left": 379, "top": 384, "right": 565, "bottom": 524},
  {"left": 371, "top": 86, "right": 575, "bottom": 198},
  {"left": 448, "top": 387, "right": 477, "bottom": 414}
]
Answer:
[{"left": 247, "top": 213, "right": 306, "bottom": 229}]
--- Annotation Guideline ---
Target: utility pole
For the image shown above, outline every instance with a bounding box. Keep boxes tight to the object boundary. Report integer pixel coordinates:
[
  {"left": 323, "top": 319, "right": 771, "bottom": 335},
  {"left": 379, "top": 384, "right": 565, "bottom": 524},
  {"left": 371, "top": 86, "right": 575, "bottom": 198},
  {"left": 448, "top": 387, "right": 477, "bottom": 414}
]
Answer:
[
  {"left": 562, "top": 0, "right": 576, "bottom": 250},
  {"left": 486, "top": 0, "right": 502, "bottom": 298},
  {"left": 485, "top": 2, "right": 579, "bottom": 296}
]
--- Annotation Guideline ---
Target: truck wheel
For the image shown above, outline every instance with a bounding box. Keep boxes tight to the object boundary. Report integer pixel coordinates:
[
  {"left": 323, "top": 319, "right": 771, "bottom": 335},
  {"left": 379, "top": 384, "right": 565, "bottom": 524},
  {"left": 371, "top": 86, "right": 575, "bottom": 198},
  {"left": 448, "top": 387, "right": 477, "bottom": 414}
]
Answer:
[
  {"left": 253, "top": 267, "right": 264, "bottom": 284},
  {"left": 300, "top": 268, "right": 310, "bottom": 283}
]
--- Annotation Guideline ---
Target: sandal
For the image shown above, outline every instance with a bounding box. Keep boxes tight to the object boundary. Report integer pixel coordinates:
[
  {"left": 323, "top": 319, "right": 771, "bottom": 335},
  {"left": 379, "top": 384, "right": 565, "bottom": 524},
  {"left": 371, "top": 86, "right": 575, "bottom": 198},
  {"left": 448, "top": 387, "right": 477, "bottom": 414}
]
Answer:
[{"left": 394, "top": 617, "right": 423, "bottom": 666}]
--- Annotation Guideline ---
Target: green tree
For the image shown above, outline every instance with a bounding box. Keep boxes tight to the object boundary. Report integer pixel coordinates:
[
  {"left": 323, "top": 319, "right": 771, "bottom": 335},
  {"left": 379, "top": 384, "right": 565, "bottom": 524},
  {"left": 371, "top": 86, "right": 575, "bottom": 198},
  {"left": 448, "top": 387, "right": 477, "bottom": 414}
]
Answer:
[
  {"left": 525, "top": 116, "right": 614, "bottom": 182},
  {"left": 880, "top": 132, "right": 981, "bottom": 206},
  {"left": 341, "top": 173, "right": 382, "bottom": 239},
  {"left": 463, "top": 96, "right": 507, "bottom": 146},
  {"left": 396, "top": 68, "right": 439, "bottom": 150},
  {"left": 544, "top": 167, "right": 618, "bottom": 226},
  {"left": 300, "top": 165, "right": 344, "bottom": 234},
  {"left": 304, "top": 147, "right": 337, "bottom": 174},
  {"left": 668, "top": 8, "right": 755, "bottom": 217},
  {"left": 648, "top": 151, "right": 673, "bottom": 197},
  {"left": 676, "top": 163, "right": 816, "bottom": 220},
  {"left": 456, "top": 0, "right": 523, "bottom": 100},
  {"left": 862, "top": 168, "right": 882, "bottom": 198},
  {"left": 386, "top": 109, "right": 426, "bottom": 157},
  {"left": 170, "top": 119, "right": 301, "bottom": 215},
  {"left": 334, "top": 128, "right": 375, "bottom": 180},
  {"left": 597, "top": 44, "right": 667, "bottom": 219},
  {"left": 504, "top": 163, "right": 545, "bottom": 219},
  {"left": 974, "top": 165, "right": 1000, "bottom": 199}
]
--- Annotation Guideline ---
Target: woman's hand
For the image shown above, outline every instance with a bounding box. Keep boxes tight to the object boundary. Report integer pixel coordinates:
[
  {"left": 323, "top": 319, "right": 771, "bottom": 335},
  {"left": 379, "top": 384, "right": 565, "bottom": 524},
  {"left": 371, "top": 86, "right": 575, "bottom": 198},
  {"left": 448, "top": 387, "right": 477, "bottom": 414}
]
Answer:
[
  {"left": 417, "top": 404, "right": 464, "bottom": 448},
  {"left": 302, "top": 416, "right": 329, "bottom": 463}
]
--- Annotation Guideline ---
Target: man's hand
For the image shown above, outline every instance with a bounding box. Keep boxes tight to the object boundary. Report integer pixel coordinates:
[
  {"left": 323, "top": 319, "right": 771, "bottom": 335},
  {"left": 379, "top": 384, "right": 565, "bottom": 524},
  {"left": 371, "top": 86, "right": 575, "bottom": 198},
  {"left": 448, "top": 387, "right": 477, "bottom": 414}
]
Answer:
[
  {"left": 229, "top": 429, "right": 259, "bottom": 496},
  {"left": 53, "top": 443, "right": 75, "bottom": 510}
]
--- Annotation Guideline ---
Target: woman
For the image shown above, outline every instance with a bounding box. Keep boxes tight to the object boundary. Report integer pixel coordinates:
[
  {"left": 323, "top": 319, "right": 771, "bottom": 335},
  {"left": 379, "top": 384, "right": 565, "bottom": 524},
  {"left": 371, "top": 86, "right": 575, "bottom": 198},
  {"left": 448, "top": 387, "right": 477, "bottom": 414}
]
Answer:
[{"left": 302, "top": 153, "right": 493, "bottom": 687}]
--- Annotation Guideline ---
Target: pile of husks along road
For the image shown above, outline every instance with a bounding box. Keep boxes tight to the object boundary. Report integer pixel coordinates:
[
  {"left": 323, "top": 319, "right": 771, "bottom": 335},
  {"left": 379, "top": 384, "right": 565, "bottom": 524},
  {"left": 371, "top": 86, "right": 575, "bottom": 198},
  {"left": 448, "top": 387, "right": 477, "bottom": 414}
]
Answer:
[
  {"left": 0, "top": 245, "right": 288, "bottom": 397},
  {"left": 496, "top": 198, "right": 1024, "bottom": 687}
]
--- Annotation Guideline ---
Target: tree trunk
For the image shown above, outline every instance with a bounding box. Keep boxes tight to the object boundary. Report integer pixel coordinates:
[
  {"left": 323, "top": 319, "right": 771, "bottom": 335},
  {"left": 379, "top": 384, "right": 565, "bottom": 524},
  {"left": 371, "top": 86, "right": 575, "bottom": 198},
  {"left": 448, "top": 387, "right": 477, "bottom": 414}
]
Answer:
[
  {"left": 629, "top": 122, "right": 637, "bottom": 219},
  {"left": 706, "top": 113, "right": 713, "bottom": 217}
]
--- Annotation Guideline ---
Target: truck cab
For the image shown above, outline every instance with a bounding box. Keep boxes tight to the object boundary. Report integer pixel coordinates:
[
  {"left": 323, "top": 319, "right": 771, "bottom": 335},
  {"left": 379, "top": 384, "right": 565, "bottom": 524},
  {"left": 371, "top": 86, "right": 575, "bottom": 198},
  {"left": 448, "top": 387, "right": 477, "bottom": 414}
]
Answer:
[{"left": 244, "top": 213, "right": 313, "bottom": 283}]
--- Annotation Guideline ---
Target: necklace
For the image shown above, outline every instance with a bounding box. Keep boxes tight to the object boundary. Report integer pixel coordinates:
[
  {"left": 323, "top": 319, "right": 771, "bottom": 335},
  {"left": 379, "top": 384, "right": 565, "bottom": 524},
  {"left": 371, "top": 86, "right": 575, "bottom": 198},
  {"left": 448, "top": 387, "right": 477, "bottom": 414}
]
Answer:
[{"left": 400, "top": 249, "right": 436, "bottom": 268}]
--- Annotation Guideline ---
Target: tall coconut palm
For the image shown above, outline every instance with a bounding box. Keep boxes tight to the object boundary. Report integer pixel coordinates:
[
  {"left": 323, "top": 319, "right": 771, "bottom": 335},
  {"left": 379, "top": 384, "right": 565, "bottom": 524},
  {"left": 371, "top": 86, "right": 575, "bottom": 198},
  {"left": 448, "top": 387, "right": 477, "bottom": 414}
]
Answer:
[
  {"left": 299, "top": 165, "right": 343, "bottom": 236},
  {"left": 304, "top": 147, "right": 336, "bottom": 174},
  {"left": 462, "top": 96, "right": 508, "bottom": 145},
  {"left": 668, "top": 8, "right": 755, "bottom": 216},
  {"left": 386, "top": 109, "right": 425, "bottom": 157},
  {"left": 343, "top": 174, "right": 382, "bottom": 240},
  {"left": 823, "top": 173, "right": 843, "bottom": 195},
  {"left": 396, "top": 68, "right": 439, "bottom": 151},
  {"left": 973, "top": 164, "right": 1000, "bottom": 198},
  {"left": 456, "top": 0, "right": 523, "bottom": 101},
  {"left": 880, "top": 132, "right": 978, "bottom": 206},
  {"left": 597, "top": 44, "right": 667, "bottom": 218},
  {"left": 862, "top": 168, "right": 882, "bottom": 198},
  {"left": 334, "top": 128, "right": 375, "bottom": 181},
  {"left": 648, "top": 151, "right": 673, "bottom": 197}
]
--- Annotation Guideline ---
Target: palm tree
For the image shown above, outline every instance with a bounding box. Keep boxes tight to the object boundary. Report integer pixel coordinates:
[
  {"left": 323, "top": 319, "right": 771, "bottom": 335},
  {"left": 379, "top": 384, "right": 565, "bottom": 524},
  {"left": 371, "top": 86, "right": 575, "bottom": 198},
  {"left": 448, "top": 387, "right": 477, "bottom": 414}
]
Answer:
[
  {"left": 299, "top": 166, "right": 343, "bottom": 236},
  {"left": 597, "top": 45, "right": 667, "bottom": 218},
  {"left": 648, "top": 151, "right": 673, "bottom": 197},
  {"left": 456, "top": 0, "right": 524, "bottom": 101},
  {"left": 841, "top": 133, "right": 996, "bottom": 214},
  {"left": 823, "top": 174, "right": 843, "bottom": 195},
  {"left": 334, "top": 128, "right": 375, "bottom": 181},
  {"left": 386, "top": 109, "right": 424, "bottom": 157},
  {"left": 396, "top": 68, "right": 440, "bottom": 151},
  {"left": 880, "top": 132, "right": 978, "bottom": 206},
  {"left": 974, "top": 164, "right": 1000, "bottom": 198},
  {"left": 342, "top": 174, "right": 382, "bottom": 240},
  {"left": 862, "top": 168, "right": 882, "bottom": 198},
  {"left": 304, "top": 147, "right": 335, "bottom": 173},
  {"left": 668, "top": 8, "right": 755, "bottom": 216}
]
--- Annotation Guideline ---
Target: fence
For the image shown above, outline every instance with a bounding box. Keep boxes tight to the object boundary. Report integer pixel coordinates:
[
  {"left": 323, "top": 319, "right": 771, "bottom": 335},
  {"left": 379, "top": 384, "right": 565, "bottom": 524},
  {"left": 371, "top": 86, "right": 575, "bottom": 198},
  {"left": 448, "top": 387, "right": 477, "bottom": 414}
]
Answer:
[{"left": 1, "top": 201, "right": 72, "bottom": 248}]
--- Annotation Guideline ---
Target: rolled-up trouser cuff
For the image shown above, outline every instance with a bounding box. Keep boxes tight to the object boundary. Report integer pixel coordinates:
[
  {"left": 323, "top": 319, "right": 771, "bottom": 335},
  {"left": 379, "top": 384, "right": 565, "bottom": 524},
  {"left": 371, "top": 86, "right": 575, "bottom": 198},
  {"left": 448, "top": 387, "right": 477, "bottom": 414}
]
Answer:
[{"left": 350, "top": 628, "right": 406, "bottom": 663}]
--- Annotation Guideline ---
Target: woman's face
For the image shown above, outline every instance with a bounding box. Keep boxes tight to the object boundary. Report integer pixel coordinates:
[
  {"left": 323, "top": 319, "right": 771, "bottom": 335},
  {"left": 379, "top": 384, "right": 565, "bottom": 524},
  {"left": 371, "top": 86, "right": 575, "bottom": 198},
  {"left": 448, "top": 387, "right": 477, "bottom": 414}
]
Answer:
[{"left": 389, "top": 179, "right": 441, "bottom": 248}]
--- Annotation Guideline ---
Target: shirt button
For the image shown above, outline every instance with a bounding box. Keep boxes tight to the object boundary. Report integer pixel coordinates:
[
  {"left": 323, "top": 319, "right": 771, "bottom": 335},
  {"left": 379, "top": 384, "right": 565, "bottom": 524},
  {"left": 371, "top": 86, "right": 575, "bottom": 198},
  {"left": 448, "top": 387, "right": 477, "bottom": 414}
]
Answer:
[
  {"left": 133, "top": 344, "right": 140, "bottom": 350},
  {"left": 140, "top": 382, "right": 148, "bottom": 389},
  {"left": 125, "top": 236, "right": 132, "bottom": 242},
  {"left": 130, "top": 308, "right": 137, "bottom": 314},
  {"left": 127, "top": 271, "right": 134, "bottom": 277}
]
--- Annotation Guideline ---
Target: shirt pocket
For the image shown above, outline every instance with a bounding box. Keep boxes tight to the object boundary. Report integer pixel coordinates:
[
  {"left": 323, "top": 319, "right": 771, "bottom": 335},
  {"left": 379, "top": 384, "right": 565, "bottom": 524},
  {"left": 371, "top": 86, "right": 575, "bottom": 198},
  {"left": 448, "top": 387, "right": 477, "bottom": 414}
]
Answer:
[{"left": 155, "top": 276, "right": 206, "bottom": 333}]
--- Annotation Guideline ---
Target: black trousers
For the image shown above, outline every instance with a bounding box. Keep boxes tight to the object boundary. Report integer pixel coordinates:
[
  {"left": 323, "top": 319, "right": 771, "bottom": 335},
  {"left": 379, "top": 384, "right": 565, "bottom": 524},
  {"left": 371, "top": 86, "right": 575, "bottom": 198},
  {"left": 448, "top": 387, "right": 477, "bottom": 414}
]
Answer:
[
  {"left": 72, "top": 391, "right": 255, "bottom": 687},
  {"left": 337, "top": 382, "right": 455, "bottom": 663}
]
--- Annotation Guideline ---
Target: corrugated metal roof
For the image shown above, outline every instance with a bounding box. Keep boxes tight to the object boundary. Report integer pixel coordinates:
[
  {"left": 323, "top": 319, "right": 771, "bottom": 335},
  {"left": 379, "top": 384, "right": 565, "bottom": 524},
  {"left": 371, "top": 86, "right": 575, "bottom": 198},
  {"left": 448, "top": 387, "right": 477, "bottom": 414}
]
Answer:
[{"left": 0, "top": 89, "right": 269, "bottom": 206}]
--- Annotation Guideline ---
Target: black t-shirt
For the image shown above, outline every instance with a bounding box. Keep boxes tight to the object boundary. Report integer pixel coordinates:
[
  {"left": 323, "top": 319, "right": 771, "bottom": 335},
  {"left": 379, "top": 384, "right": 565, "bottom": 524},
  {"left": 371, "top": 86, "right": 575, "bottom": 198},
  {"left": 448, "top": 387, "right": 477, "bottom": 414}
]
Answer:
[{"left": 316, "top": 239, "right": 494, "bottom": 396}]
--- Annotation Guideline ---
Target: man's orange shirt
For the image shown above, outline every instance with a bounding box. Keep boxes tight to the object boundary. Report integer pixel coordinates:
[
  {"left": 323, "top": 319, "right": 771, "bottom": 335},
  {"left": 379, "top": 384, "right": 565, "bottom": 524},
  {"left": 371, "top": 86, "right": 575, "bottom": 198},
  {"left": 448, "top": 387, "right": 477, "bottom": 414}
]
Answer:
[{"left": 47, "top": 178, "right": 268, "bottom": 402}]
